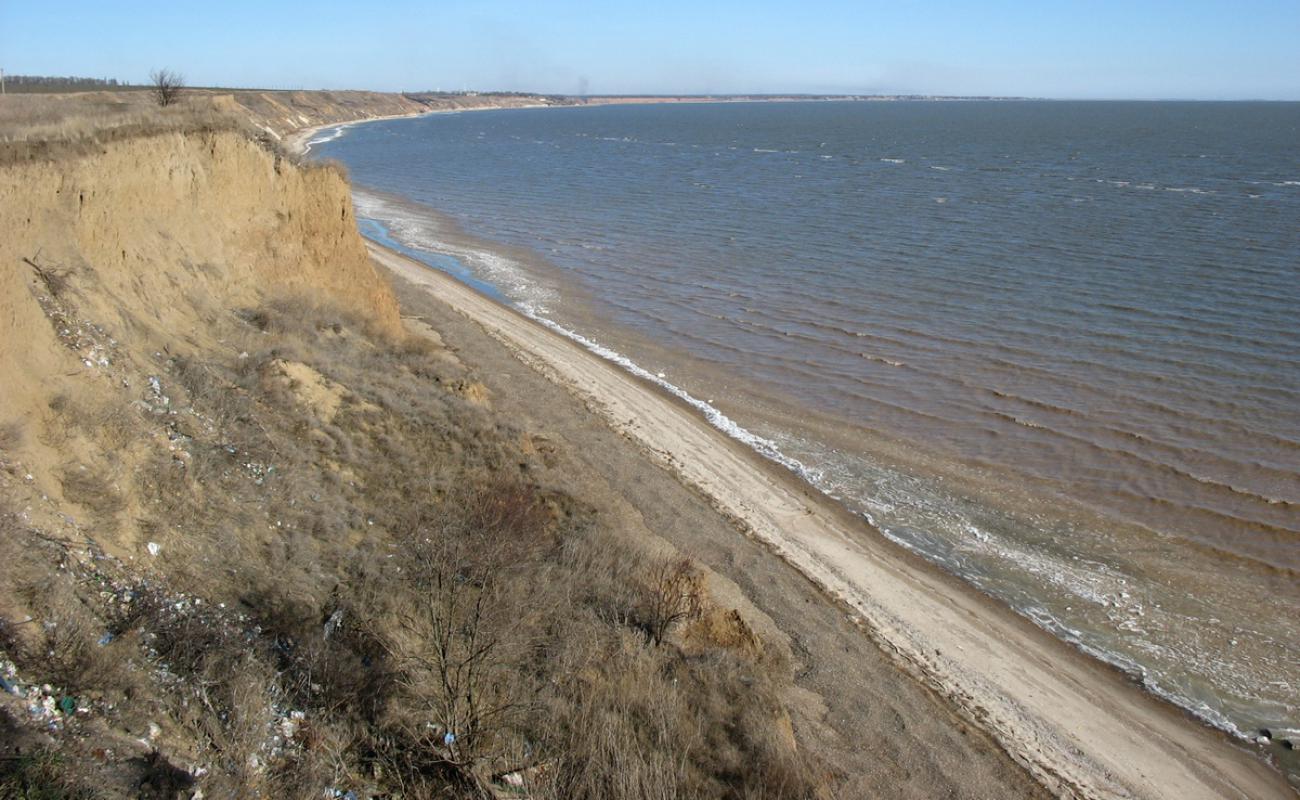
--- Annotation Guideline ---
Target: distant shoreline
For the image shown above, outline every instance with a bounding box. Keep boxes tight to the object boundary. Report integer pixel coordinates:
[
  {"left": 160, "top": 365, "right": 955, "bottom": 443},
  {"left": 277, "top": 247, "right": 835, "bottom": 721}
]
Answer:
[{"left": 284, "top": 92, "right": 1037, "bottom": 157}]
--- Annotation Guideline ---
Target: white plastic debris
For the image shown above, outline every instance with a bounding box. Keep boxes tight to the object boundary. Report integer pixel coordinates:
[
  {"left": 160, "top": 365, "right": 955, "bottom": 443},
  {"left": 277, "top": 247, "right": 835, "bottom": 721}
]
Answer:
[
  {"left": 146, "top": 542, "right": 161, "bottom": 557},
  {"left": 323, "top": 609, "right": 345, "bottom": 640}
]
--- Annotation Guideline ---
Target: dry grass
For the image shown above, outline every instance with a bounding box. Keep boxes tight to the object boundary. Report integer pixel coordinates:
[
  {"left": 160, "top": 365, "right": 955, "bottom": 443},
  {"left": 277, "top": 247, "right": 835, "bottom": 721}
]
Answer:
[
  {"left": 57, "top": 464, "right": 126, "bottom": 519},
  {"left": 0, "top": 88, "right": 425, "bottom": 165},
  {"left": 0, "top": 92, "right": 261, "bottom": 166},
  {"left": 0, "top": 745, "right": 103, "bottom": 800},
  {"left": 0, "top": 293, "right": 828, "bottom": 798},
  {"left": 0, "top": 420, "right": 23, "bottom": 453}
]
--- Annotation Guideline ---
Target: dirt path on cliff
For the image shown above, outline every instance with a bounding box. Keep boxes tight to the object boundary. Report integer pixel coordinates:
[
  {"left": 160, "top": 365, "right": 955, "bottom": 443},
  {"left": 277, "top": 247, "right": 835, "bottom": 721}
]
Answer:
[{"left": 373, "top": 242, "right": 1292, "bottom": 800}]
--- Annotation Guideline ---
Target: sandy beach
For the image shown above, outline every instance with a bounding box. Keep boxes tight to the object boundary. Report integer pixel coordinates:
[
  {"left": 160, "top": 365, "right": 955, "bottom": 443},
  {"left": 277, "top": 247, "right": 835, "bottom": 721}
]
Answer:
[
  {"left": 287, "top": 111, "right": 430, "bottom": 156},
  {"left": 286, "top": 100, "right": 554, "bottom": 157},
  {"left": 372, "top": 241, "right": 1293, "bottom": 799}
]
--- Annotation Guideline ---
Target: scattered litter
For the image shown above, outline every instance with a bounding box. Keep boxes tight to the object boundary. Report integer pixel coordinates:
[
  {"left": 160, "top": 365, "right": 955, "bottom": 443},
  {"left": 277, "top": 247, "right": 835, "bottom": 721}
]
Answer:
[
  {"left": 0, "top": 659, "right": 80, "bottom": 730},
  {"left": 323, "top": 609, "right": 345, "bottom": 640},
  {"left": 147, "top": 542, "right": 161, "bottom": 557}
]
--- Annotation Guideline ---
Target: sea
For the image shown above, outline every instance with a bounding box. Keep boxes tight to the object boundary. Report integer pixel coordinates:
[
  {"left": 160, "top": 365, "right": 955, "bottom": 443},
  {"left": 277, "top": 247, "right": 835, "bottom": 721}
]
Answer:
[{"left": 309, "top": 100, "right": 1299, "bottom": 758}]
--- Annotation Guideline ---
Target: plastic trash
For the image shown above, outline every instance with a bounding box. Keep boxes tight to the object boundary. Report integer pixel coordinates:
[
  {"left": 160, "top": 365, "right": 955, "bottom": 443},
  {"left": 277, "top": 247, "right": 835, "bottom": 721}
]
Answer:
[{"left": 323, "top": 609, "right": 345, "bottom": 640}]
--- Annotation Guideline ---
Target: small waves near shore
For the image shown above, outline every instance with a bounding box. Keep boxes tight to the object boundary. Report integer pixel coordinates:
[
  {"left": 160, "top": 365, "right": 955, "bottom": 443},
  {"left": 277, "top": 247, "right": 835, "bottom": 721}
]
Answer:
[{"left": 316, "top": 100, "right": 1300, "bottom": 769}]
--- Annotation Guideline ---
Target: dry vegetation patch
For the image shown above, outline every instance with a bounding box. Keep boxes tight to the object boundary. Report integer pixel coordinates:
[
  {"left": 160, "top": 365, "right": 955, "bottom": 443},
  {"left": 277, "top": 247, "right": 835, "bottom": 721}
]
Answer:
[{"left": 1, "top": 289, "right": 828, "bottom": 798}]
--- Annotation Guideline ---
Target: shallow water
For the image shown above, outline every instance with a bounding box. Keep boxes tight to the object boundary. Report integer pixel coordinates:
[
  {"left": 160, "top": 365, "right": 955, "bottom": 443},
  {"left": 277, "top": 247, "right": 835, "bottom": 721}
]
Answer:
[{"left": 313, "top": 101, "right": 1300, "bottom": 755}]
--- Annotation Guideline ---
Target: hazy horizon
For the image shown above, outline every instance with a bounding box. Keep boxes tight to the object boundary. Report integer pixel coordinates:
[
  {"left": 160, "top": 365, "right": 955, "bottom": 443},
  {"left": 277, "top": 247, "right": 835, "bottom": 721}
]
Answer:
[{"left": 3, "top": 1, "right": 1298, "bottom": 101}]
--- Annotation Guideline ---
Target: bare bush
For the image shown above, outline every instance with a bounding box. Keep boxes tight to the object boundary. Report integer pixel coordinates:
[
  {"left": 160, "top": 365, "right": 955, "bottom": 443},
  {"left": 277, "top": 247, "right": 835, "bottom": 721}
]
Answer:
[
  {"left": 639, "top": 557, "right": 703, "bottom": 646},
  {"left": 149, "top": 68, "right": 185, "bottom": 107},
  {"left": 388, "top": 480, "right": 551, "bottom": 789}
]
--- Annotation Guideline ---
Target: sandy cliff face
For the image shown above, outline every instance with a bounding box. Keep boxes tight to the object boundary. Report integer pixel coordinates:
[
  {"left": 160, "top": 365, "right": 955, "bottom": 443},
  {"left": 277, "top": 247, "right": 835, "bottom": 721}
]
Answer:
[
  {"left": 0, "top": 129, "right": 400, "bottom": 532},
  {"left": 212, "top": 90, "right": 429, "bottom": 139}
]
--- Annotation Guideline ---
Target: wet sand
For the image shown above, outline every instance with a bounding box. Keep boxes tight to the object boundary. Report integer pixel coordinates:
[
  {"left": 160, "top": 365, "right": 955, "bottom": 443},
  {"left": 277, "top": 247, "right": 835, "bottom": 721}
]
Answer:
[{"left": 372, "top": 241, "right": 1292, "bottom": 799}]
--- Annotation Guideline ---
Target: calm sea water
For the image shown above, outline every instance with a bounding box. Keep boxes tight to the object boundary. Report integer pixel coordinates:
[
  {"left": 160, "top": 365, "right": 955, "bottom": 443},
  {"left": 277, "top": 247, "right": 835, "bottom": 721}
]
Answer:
[{"left": 313, "top": 101, "right": 1300, "bottom": 755}]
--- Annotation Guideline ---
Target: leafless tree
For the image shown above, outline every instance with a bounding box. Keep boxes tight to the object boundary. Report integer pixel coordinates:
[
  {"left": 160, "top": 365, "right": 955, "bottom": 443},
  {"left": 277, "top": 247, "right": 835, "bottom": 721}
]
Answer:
[
  {"left": 640, "top": 557, "right": 702, "bottom": 646},
  {"left": 149, "top": 68, "right": 184, "bottom": 107},
  {"left": 390, "top": 481, "right": 549, "bottom": 791}
]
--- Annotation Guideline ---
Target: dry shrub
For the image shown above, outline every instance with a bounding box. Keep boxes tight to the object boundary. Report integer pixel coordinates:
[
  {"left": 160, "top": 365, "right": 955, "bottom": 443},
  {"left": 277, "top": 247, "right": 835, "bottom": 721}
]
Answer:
[
  {"left": 241, "top": 296, "right": 363, "bottom": 341},
  {"left": 78, "top": 401, "right": 138, "bottom": 452},
  {"left": 0, "top": 743, "right": 102, "bottom": 800},
  {"left": 384, "top": 478, "right": 554, "bottom": 790},
  {"left": 0, "top": 521, "right": 131, "bottom": 700},
  {"left": 23, "top": 256, "right": 75, "bottom": 299},
  {"left": 39, "top": 609, "right": 122, "bottom": 695},
  {"left": 0, "top": 420, "right": 24, "bottom": 452},
  {"left": 536, "top": 637, "right": 695, "bottom": 800},
  {"left": 638, "top": 557, "right": 703, "bottom": 646},
  {"left": 192, "top": 659, "right": 278, "bottom": 794},
  {"left": 41, "top": 392, "right": 139, "bottom": 457},
  {"left": 116, "top": 587, "right": 243, "bottom": 679},
  {"left": 58, "top": 464, "right": 125, "bottom": 518},
  {"left": 114, "top": 588, "right": 280, "bottom": 793}
]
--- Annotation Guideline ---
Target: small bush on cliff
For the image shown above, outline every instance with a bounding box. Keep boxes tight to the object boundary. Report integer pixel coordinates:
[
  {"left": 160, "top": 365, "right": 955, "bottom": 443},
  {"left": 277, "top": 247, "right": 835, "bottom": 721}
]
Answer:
[{"left": 148, "top": 68, "right": 184, "bottom": 107}]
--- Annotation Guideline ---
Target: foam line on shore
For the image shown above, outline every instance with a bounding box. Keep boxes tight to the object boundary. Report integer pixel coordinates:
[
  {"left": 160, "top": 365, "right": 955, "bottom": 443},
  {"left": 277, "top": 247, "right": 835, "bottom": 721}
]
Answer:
[
  {"left": 353, "top": 207, "right": 1268, "bottom": 748},
  {"left": 369, "top": 238, "right": 1292, "bottom": 799}
]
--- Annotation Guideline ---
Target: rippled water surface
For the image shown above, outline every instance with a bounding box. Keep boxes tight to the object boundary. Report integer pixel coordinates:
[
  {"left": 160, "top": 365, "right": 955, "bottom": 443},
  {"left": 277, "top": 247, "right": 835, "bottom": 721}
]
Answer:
[{"left": 314, "top": 101, "right": 1300, "bottom": 752}]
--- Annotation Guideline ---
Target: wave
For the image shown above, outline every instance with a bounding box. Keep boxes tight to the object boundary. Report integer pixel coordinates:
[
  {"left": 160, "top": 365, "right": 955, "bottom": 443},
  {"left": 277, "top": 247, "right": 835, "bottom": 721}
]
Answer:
[
  {"left": 311, "top": 103, "right": 1300, "bottom": 752},
  {"left": 352, "top": 190, "right": 558, "bottom": 312},
  {"left": 860, "top": 353, "right": 906, "bottom": 367},
  {"left": 831, "top": 453, "right": 1263, "bottom": 744},
  {"left": 356, "top": 195, "right": 1297, "bottom": 747},
  {"left": 304, "top": 125, "right": 349, "bottom": 151},
  {"left": 358, "top": 187, "right": 1300, "bottom": 543}
]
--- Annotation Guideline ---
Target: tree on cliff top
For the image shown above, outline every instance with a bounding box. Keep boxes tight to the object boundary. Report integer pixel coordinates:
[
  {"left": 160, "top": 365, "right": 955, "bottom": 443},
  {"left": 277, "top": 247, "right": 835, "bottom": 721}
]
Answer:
[{"left": 149, "top": 68, "right": 184, "bottom": 107}]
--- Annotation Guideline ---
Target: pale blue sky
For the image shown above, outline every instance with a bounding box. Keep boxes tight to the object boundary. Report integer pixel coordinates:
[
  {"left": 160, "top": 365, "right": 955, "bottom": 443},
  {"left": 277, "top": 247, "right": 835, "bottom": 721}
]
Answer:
[{"left": 2, "top": 1, "right": 1297, "bottom": 99}]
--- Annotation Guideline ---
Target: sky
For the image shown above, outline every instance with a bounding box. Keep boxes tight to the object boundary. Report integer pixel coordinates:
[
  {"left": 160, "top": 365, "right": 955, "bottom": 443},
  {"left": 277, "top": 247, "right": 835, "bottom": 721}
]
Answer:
[{"left": 2, "top": 1, "right": 1298, "bottom": 100}]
